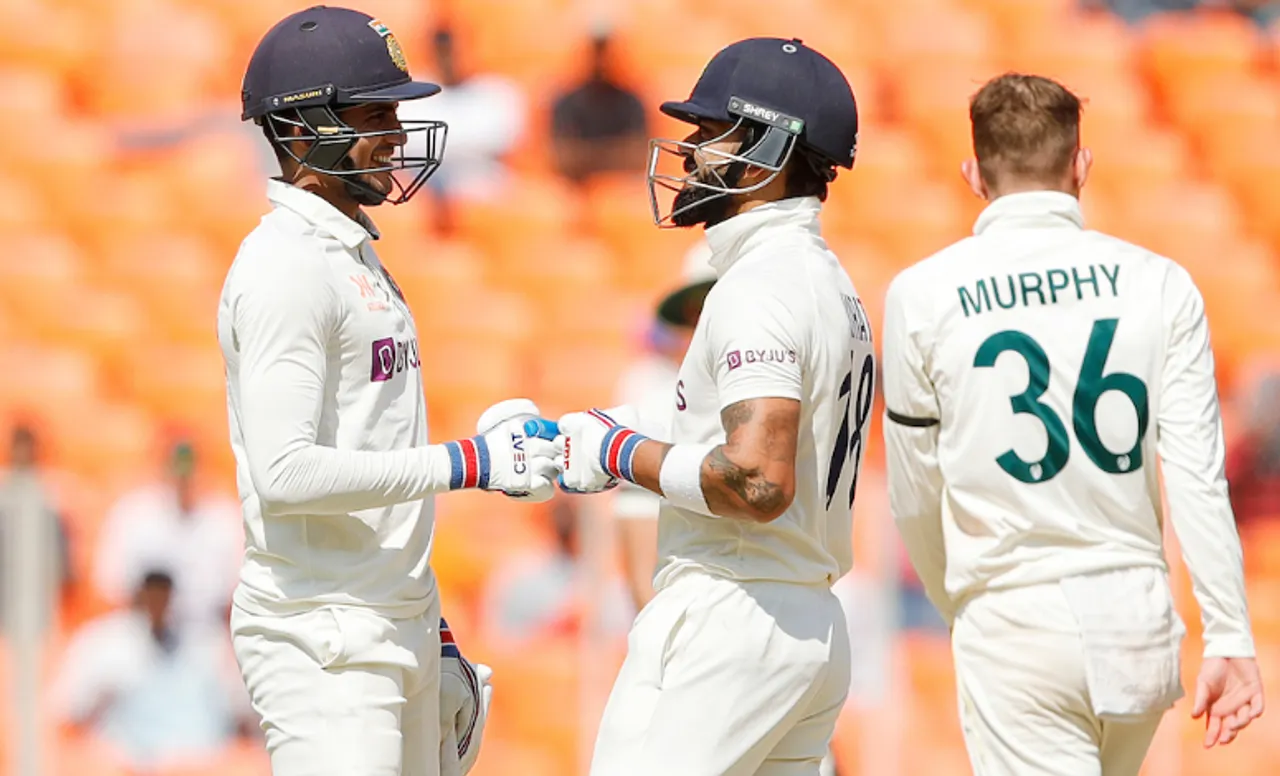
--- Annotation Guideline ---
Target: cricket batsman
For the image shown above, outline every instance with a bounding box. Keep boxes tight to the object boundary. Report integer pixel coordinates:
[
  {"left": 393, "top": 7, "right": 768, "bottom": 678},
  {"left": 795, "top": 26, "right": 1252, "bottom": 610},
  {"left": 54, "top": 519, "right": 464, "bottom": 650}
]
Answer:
[
  {"left": 218, "top": 7, "right": 561, "bottom": 776},
  {"left": 882, "top": 73, "right": 1265, "bottom": 776},
  {"left": 548, "top": 38, "right": 874, "bottom": 775}
]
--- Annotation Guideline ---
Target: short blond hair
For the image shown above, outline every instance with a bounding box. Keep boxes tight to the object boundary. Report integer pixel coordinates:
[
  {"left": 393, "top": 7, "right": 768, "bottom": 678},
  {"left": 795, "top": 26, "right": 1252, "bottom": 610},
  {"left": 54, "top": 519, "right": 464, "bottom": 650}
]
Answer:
[{"left": 970, "top": 73, "right": 1081, "bottom": 187}]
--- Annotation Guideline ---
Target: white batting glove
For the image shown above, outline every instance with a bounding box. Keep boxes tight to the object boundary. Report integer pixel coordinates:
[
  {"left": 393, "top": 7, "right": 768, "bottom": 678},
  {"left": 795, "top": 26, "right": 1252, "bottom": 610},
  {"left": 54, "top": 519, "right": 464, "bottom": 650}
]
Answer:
[
  {"left": 445, "top": 399, "right": 560, "bottom": 501},
  {"left": 439, "top": 618, "right": 492, "bottom": 776},
  {"left": 557, "top": 408, "right": 649, "bottom": 494}
]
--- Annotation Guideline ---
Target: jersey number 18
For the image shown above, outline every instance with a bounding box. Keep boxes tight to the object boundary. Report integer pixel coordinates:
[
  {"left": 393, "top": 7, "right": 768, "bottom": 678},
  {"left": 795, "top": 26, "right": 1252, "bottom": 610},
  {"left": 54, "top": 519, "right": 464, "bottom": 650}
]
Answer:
[
  {"left": 974, "top": 318, "right": 1150, "bottom": 484},
  {"left": 825, "top": 352, "right": 875, "bottom": 511}
]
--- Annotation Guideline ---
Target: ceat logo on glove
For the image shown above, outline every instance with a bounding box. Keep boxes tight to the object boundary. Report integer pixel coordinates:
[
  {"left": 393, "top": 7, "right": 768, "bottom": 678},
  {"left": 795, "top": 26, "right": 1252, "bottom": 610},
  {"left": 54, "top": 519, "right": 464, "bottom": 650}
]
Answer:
[{"left": 511, "top": 432, "right": 526, "bottom": 475}]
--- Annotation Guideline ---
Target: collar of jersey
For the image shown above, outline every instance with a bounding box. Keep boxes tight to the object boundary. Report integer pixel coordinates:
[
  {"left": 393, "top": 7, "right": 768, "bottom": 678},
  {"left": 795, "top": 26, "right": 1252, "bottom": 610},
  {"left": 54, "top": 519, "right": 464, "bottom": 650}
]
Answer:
[
  {"left": 973, "top": 191, "right": 1084, "bottom": 236},
  {"left": 266, "top": 179, "right": 381, "bottom": 248},
  {"left": 704, "top": 196, "right": 822, "bottom": 277}
]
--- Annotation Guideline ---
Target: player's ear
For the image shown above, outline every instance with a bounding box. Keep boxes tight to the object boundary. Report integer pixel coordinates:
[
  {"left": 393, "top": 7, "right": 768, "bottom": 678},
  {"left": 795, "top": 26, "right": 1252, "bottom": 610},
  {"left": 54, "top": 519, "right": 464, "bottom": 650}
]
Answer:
[
  {"left": 961, "top": 159, "right": 988, "bottom": 200},
  {"left": 1073, "top": 147, "right": 1093, "bottom": 192}
]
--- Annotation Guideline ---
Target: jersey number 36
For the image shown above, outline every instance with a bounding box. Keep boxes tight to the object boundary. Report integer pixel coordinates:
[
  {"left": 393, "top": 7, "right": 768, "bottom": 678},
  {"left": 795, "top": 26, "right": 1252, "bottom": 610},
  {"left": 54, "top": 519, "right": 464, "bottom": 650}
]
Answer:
[{"left": 974, "top": 318, "right": 1149, "bottom": 484}]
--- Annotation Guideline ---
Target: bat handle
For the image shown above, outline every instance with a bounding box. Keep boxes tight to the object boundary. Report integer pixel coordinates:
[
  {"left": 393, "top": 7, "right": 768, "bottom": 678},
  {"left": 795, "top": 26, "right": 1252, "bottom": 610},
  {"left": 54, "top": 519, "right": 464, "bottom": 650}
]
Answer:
[{"left": 523, "top": 418, "right": 560, "bottom": 440}]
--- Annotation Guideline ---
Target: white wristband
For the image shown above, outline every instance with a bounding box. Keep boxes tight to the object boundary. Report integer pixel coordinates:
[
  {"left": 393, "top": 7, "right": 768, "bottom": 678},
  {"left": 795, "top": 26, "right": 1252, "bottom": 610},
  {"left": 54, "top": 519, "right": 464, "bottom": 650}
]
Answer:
[{"left": 659, "top": 443, "right": 716, "bottom": 517}]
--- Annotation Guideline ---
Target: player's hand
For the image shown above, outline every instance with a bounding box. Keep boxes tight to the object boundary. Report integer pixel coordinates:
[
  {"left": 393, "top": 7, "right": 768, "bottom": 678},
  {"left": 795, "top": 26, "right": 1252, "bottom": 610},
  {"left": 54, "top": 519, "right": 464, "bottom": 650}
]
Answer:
[
  {"left": 439, "top": 618, "right": 492, "bottom": 775},
  {"left": 460, "top": 398, "right": 560, "bottom": 502},
  {"left": 1191, "top": 656, "right": 1265, "bottom": 748},
  {"left": 557, "top": 408, "right": 647, "bottom": 493}
]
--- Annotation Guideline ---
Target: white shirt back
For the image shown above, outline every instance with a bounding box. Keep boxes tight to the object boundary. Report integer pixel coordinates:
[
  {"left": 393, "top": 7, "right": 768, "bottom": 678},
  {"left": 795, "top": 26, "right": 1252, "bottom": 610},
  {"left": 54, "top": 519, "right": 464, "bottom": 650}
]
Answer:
[
  {"left": 654, "top": 198, "right": 875, "bottom": 590},
  {"left": 217, "top": 181, "right": 435, "bottom": 618},
  {"left": 882, "top": 193, "right": 1252, "bottom": 655}
]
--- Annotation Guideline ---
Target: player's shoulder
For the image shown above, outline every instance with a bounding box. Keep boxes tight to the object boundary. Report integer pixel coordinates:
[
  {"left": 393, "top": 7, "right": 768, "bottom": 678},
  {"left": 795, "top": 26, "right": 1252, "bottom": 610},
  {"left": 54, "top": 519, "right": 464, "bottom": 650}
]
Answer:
[
  {"left": 1079, "top": 228, "right": 1197, "bottom": 292},
  {"left": 886, "top": 235, "right": 982, "bottom": 308},
  {"left": 225, "top": 213, "right": 337, "bottom": 296}
]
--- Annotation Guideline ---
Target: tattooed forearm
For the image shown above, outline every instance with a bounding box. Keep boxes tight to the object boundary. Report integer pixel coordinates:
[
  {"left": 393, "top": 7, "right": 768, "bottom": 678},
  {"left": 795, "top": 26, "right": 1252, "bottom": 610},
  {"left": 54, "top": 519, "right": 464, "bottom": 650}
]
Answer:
[
  {"left": 703, "top": 447, "right": 788, "bottom": 519},
  {"left": 698, "top": 398, "right": 799, "bottom": 522}
]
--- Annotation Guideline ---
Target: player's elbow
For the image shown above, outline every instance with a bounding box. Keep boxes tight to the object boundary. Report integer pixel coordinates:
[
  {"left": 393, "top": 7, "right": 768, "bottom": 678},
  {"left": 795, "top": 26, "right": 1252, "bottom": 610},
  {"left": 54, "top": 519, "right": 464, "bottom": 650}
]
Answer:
[
  {"left": 249, "top": 453, "right": 315, "bottom": 515},
  {"left": 744, "top": 476, "right": 795, "bottom": 523}
]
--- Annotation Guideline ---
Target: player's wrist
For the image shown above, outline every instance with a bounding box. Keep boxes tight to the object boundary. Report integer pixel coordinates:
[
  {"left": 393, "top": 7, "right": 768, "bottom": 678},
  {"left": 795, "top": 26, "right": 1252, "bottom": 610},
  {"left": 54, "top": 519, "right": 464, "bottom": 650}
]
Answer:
[
  {"left": 599, "top": 424, "right": 648, "bottom": 484},
  {"left": 659, "top": 443, "right": 716, "bottom": 516},
  {"left": 442, "top": 436, "right": 491, "bottom": 490}
]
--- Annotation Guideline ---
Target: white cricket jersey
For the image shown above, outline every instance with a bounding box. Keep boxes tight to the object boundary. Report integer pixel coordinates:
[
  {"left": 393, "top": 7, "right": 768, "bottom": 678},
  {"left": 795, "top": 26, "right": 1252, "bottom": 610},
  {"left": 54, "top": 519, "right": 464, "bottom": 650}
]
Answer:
[
  {"left": 217, "top": 180, "right": 447, "bottom": 619},
  {"left": 882, "top": 191, "right": 1254, "bottom": 657},
  {"left": 653, "top": 197, "right": 876, "bottom": 591}
]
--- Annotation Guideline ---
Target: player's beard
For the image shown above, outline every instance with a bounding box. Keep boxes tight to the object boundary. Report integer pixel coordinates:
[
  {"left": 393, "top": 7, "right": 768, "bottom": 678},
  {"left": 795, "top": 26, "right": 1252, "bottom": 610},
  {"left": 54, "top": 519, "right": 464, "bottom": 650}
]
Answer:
[
  {"left": 670, "top": 163, "right": 744, "bottom": 229},
  {"left": 338, "top": 156, "right": 393, "bottom": 207}
]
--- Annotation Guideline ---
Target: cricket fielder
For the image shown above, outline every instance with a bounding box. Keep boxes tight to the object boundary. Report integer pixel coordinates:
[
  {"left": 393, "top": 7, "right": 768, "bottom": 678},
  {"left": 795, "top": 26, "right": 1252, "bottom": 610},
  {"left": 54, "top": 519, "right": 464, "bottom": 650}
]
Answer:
[
  {"left": 882, "top": 73, "right": 1265, "bottom": 776},
  {"left": 551, "top": 38, "right": 873, "bottom": 775},
  {"left": 220, "top": 7, "right": 560, "bottom": 776}
]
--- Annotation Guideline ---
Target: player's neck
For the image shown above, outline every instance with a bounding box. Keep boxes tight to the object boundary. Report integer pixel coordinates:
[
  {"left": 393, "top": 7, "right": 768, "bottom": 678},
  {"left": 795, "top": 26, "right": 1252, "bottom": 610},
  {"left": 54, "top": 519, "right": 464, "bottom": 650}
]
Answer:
[
  {"left": 985, "top": 180, "right": 1079, "bottom": 201},
  {"left": 292, "top": 174, "right": 363, "bottom": 221}
]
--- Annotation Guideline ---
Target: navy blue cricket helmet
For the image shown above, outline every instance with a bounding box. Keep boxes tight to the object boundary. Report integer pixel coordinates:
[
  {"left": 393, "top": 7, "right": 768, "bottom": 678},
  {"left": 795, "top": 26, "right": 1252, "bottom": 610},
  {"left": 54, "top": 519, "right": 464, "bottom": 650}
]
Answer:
[
  {"left": 648, "top": 37, "right": 859, "bottom": 226},
  {"left": 241, "top": 6, "right": 447, "bottom": 205}
]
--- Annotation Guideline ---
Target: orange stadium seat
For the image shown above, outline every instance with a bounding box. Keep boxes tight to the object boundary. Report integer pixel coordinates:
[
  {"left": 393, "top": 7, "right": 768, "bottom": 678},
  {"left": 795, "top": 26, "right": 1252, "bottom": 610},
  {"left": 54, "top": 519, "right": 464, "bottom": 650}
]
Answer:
[
  {"left": 40, "top": 400, "right": 159, "bottom": 487},
  {"left": 1004, "top": 11, "right": 1135, "bottom": 77},
  {"left": 489, "top": 235, "right": 618, "bottom": 307},
  {"left": 959, "top": 0, "right": 1077, "bottom": 40},
  {"left": 113, "top": 341, "right": 227, "bottom": 434},
  {"left": 95, "top": 230, "right": 225, "bottom": 347},
  {"left": 1199, "top": 127, "right": 1280, "bottom": 250},
  {"left": 483, "top": 636, "right": 588, "bottom": 774},
  {"left": 1141, "top": 10, "right": 1264, "bottom": 93},
  {"left": 1083, "top": 125, "right": 1192, "bottom": 203},
  {"left": 879, "top": 5, "right": 997, "bottom": 81},
  {"left": 453, "top": 175, "right": 581, "bottom": 259},
  {"left": 824, "top": 123, "right": 932, "bottom": 240},
  {"left": 532, "top": 344, "right": 632, "bottom": 416},
  {"left": 1162, "top": 72, "right": 1280, "bottom": 150},
  {"left": 0, "top": 65, "right": 70, "bottom": 126},
  {"left": 71, "top": 1, "right": 237, "bottom": 120},
  {"left": 0, "top": 0, "right": 91, "bottom": 78},
  {"left": 387, "top": 237, "right": 490, "bottom": 306},
  {"left": 893, "top": 68, "right": 1002, "bottom": 179},
  {"left": 1100, "top": 179, "right": 1245, "bottom": 257},
  {"left": 839, "top": 178, "right": 972, "bottom": 264},
  {"left": 414, "top": 286, "right": 537, "bottom": 350}
]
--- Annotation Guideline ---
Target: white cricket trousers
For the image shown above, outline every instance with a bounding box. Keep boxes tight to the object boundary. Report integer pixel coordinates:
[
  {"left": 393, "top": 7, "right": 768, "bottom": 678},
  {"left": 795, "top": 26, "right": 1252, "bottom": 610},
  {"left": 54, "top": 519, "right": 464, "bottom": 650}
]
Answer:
[
  {"left": 232, "top": 600, "right": 442, "bottom": 776},
  {"left": 951, "top": 569, "right": 1184, "bottom": 776},
  {"left": 590, "top": 570, "right": 850, "bottom": 776}
]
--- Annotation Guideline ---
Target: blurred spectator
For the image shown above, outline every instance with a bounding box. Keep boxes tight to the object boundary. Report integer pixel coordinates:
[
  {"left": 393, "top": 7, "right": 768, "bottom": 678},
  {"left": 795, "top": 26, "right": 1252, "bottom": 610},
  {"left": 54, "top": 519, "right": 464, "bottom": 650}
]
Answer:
[
  {"left": 0, "top": 424, "right": 72, "bottom": 632},
  {"left": 550, "top": 32, "right": 649, "bottom": 185},
  {"left": 400, "top": 26, "right": 526, "bottom": 229},
  {"left": 481, "top": 495, "right": 632, "bottom": 643},
  {"left": 51, "top": 570, "right": 252, "bottom": 770},
  {"left": 92, "top": 442, "right": 242, "bottom": 631},
  {"left": 612, "top": 242, "right": 715, "bottom": 611},
  {"left": 1226, "top": 373, "right": 1280, "bottom": 524}
]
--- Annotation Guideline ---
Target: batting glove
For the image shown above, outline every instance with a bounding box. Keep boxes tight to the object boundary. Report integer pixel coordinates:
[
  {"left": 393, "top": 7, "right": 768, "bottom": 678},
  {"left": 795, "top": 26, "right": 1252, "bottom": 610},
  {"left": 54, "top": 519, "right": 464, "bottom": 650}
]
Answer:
[
  {"left": 439, "top": 618, "right": 492, "bottom": 776},
  {"left": 445, "top": 399, "right": 561, "bottom": 501},
  {"left": 557, "top": 408, "right": 649, "bottom": 493}
]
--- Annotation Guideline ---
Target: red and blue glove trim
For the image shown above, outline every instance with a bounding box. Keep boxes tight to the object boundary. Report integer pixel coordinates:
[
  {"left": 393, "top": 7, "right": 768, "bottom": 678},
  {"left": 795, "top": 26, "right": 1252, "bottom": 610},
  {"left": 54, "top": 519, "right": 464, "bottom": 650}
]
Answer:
[
  {"left": 589, "top": 409, "right": 647, "bottom": 484},
  {"left": 445, "top": 437, "right": 490, "bottom": 490}
]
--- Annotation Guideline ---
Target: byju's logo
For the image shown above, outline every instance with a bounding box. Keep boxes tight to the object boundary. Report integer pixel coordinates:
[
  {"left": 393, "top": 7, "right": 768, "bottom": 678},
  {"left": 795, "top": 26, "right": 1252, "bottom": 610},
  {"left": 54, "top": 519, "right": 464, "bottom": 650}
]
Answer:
[{"left": 370, "top": 337, "right": 420, "bottom": 382}]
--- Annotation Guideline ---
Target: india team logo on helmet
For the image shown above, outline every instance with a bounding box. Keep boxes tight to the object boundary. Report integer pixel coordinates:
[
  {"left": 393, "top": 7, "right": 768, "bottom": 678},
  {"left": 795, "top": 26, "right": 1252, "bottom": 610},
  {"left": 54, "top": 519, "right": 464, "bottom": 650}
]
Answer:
[{"left": 368, "top": 19, "right": 409, "bottom": 74}]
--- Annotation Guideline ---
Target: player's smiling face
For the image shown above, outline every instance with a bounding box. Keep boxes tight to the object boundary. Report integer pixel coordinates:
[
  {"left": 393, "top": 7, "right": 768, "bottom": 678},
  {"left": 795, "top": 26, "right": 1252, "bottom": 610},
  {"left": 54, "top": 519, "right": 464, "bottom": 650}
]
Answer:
[{"left": 337, "top": 101, "right": 406, "bottom": 197}]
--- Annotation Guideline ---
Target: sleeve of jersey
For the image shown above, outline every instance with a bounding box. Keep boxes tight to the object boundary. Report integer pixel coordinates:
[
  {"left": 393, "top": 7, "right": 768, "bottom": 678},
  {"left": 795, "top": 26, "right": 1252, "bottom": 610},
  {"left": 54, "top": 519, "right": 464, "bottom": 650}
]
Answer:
[
  {"left": 233, "top": 253, "right": 453, "bottom": 516},
  {"left": 1157, "top": 269, "right": 1255, "bottom": 658},
  {"left": 881, "top": 277, "right": 954, "bottom": 625},
  {"left": 707, "top": 283, "right": 803, "bottom": 410}
]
